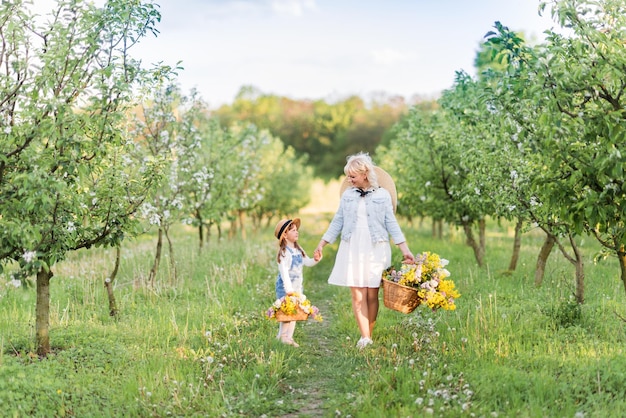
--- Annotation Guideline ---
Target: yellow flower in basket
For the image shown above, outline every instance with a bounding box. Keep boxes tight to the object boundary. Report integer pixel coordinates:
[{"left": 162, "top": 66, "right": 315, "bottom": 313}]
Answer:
[
  {"left": 383, "top": 252, "right": 460, "bottom": 311},
  {"left": 265, "top": 293, "right": 323, "bottom": 322}
]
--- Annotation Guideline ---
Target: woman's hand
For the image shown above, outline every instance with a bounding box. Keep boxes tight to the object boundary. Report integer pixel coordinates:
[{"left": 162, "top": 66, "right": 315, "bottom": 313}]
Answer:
[
  {"left": 402, "top": 253, "right": 416, "bottom": 264},
  {"left": 397, "top": 242, "right": 415, "bottom": 264}
]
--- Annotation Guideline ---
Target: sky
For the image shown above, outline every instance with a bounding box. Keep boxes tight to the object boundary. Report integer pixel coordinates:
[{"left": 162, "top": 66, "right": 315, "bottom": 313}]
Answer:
[{"left": 32, "top": 0, "right": 558, "bottom": 108}]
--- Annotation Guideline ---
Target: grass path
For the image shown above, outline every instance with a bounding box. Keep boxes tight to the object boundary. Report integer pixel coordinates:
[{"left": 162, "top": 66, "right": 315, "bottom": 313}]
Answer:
[
  {"left": 276, "top": 250, "right": 350, "bottom": 417},
  {"left": 278, "top": 297, "right": 337, "bottom": 417}
]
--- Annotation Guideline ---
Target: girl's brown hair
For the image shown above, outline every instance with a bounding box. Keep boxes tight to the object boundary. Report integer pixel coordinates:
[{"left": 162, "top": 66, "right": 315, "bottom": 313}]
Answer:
[{"left": 276, "top": 223, "right": 306, "bottom": 263}]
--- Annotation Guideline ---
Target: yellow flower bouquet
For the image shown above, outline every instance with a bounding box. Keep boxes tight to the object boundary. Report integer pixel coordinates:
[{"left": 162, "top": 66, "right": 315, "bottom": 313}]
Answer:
[
  {"left": 383, "top": 252, "right": 460, "bottom": 311},
  {"left": 265, "top": 293, "right": 323, "bottom": 322}
]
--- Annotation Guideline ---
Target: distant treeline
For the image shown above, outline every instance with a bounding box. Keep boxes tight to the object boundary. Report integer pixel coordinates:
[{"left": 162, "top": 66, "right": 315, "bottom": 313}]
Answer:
[{"left": 212, "top": 85, "right": 439, "bottom": 179}]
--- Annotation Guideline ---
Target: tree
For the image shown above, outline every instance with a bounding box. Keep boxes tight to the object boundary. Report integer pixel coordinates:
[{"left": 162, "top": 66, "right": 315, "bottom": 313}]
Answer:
[{"left": 0, "top": 0, "right": 169, "bottom": 356}]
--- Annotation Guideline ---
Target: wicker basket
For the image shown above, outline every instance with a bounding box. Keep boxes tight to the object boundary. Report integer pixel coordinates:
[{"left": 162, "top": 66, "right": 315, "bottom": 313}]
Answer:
[
  {"left": 382, "top": 279, "right": 421, "bottom": 314},
  {"left": 275, "top": 306, "right": 309, "bottom": 322}
]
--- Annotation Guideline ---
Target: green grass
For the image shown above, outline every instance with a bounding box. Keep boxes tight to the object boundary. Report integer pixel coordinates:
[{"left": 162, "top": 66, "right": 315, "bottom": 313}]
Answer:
[{"left": 1, "top": 216, "right": 626, "bottom": 417}]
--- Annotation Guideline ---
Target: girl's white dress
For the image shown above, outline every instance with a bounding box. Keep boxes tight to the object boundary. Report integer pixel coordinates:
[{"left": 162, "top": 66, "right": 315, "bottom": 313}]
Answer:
[{"left": 328, "top": 199, "right": 391, "bottom": 288}]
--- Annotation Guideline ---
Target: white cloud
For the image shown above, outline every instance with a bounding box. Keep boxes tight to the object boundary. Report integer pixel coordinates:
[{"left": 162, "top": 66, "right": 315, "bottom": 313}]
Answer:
[
  {"left": 270, "top": 0, "right": 317, "bottom": 17},
  {"left": 370, "top": 49, "right": 416, "bottom": 66}
]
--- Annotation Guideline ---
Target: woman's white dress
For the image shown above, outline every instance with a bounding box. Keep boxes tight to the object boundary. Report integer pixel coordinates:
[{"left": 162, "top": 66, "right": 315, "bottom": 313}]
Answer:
[{"left": 328, "top": 199, "right": 391, "bottom": 288}]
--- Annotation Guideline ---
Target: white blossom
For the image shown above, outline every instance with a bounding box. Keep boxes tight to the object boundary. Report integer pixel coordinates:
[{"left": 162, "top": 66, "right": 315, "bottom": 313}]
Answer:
[{"left": 23, "top": 251, "right": 36, "bottom": 263}]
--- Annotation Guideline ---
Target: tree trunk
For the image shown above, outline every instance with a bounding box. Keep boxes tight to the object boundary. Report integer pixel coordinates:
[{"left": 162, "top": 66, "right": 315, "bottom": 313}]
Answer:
[
  {"left": 229, "top": 217, "right": 236, "bottom": 239},
  {"left": 432, "top": 219, "right": 437, "bottom": 238},
  {"left": 534, "top": 233, "right": 555, "bottom": 287},
  {"left": 479, "top": 218, "right": 486, "bottom": 259},
  {"left": 164, "top": 226, "right": 177, "bottom": 284},
  {"left": 105, "top": 245, "right": 121, "bottom": 317},
  {"left": 36, "top": 268, "right": 53, "bottom": 357},
  {"left": 197, "top": 212, "right": 204, "bottom": 251},
  {"left": 574, "top": 254, "right": 585, "bottom": 304},
  {"left": 239, "top": 210, "right": 246, "bottom": 240},
  {"left": 437, "top": 219, "right": 443, "bottom": 239},
  {"left": 206, "top": 222, "right": 213, "bottom": 245},
  {"left": 508, "top": 219, "right": 523, "bottom": 271},
  {"left": 462, "top": 222, "right": 484, "bottom": 267},
  {"left": 618, "top": 247, "right": 626, "bottom": 294},
  {"left": 568, "top": 235, "right": 585, "bottom": 304},
  {"left": 147, "top": 227, "right": 163, "bottom": 286}
]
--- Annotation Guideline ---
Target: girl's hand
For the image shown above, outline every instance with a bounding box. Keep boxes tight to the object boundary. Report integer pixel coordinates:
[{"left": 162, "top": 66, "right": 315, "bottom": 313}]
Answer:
[{"left": 314, "top": 247, "right": 323, "bottom": 260}]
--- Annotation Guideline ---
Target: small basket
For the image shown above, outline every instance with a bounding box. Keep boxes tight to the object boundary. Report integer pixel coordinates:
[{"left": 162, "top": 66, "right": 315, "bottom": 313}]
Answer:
[
  {"left": 382, "top": 279, "right": 421, "bottom": 314},
  {"left": 275, "top": 306, "right": 309, "bottom": 322}
]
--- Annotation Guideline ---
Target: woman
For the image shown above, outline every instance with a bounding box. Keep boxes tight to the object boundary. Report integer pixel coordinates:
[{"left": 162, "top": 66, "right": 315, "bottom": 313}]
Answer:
[{"left": 314, "top": 152, "right": 415, "bottom": 349}]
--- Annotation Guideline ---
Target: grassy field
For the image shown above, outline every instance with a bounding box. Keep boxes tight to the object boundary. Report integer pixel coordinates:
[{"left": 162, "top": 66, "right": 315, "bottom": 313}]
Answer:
[{"left": 1, "top": 211, "right": 626, "bottom": 417}]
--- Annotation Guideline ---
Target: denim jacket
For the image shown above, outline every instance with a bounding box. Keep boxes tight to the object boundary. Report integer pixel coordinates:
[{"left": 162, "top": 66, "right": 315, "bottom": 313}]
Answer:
[{"left": 322, "top": 187, "right": 406, "bottom": 245}]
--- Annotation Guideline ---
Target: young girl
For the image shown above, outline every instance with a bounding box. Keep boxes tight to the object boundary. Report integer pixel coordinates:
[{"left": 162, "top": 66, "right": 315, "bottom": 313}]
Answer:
[{"left": 274, "top": 218, "right": 321, "bottom": 347}]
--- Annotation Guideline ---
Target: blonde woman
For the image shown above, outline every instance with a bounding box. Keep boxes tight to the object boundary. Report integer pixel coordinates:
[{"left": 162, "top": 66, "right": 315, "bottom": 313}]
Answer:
[{"left": 314, "top": 153, "right": 415, "bottom": 349}]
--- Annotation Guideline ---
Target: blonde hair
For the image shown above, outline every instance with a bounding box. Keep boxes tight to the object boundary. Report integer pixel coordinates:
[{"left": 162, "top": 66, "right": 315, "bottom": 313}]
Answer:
[{"left": 344, "top": 152, "right": 379, "bottom": 188}]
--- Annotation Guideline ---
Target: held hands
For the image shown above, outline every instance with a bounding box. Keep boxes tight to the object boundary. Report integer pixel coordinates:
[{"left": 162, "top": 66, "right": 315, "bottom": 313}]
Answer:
[
  {"left": 313, "top": 247, "right": 323, "bottom": 262},
  {"left": 314, "top": 243, "right": 325, "bottom": 262}
]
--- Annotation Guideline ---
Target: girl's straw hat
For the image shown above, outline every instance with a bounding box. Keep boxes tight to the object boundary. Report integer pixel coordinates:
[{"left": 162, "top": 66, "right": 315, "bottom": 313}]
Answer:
[
  {"left": 340, "top": 166, "right": 397, "bottom": 212},
  {"left": 274, "top": 218, "right": 301, "bottom": 240}
]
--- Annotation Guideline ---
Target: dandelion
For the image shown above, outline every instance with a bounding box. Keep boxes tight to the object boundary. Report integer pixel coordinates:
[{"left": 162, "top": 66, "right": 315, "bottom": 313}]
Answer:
[
  {"left": 415, "top": 397, "right": 424, "bottom": 405},
  {"left": 9, "top": 279, "right": 21, "bottom": 288}
]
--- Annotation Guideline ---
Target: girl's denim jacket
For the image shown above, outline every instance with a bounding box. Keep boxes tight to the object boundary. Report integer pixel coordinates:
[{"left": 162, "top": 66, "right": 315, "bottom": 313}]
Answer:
[{"left": 322, "top": 187, "right": 406, "bottom": 245}]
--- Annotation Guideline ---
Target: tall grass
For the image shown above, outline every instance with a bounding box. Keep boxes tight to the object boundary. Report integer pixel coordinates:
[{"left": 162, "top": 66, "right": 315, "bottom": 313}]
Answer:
[{"left": 1, "top": 215, "right": 626, "bottom": 417}]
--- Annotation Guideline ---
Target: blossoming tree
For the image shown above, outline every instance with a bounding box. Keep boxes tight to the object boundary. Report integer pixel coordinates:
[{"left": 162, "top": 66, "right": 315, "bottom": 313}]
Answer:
[{"left": 0, "top": 0, "right": 170, "bottom": 356}]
